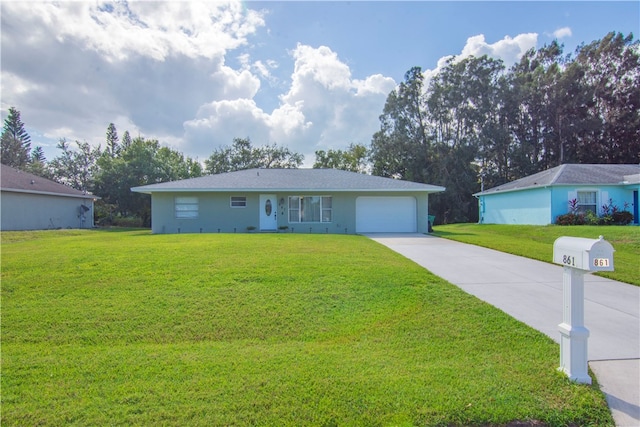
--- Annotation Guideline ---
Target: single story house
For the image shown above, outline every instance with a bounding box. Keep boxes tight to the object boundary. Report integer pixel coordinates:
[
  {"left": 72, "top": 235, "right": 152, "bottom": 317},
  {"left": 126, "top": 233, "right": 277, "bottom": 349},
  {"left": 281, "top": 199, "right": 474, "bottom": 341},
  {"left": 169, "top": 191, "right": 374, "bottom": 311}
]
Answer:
[
  {"left": 475, "top": 164, "right": 640, "bottom": 225},
  {"left": 131, "top": 168, "right": 445, "bottom": 234},
  {"left": 1, "top": 164, "right": 98, "bottom": 230}
]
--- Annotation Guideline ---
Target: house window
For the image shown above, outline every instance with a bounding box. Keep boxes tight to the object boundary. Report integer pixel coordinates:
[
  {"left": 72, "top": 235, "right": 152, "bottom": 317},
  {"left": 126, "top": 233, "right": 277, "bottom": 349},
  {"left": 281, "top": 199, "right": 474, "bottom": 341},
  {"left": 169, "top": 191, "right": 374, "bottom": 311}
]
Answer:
[
  {"left": 577, "top": 191, "right": 597, "bottom": 214},
  {"left": 321, "top": 196, "right": 332, "bottom": 222},
  {"left": 175, "top": 196, "right": 198, "bottom": 219},
  {"left": 288, "top": 196, "right": 332, "bottom": 223},
  {"left": 230, "top": 196, "right": 247, "bottom": 208}
]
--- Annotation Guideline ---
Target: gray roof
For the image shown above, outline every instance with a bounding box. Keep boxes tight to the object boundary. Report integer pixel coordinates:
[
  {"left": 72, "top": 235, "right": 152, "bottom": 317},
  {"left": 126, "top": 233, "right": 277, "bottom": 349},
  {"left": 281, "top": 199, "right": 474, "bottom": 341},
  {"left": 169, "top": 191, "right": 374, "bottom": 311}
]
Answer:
[
  {"left": 476, "top": 164, "right": 640, "bottom": 196},
  {"left": 132, "top": 168, "right": 446, "bottom": 194},
  {"left": 1, "top": 164, "right": 96, "bottom": 199}
]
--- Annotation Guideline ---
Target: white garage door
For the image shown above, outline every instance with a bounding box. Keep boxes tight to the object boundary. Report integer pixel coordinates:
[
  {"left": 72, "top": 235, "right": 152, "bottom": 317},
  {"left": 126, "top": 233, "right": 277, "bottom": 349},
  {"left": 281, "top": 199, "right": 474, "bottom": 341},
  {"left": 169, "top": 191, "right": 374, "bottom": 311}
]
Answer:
[{"left": 356, "top": 196, "right": 417, "bottom": 233}]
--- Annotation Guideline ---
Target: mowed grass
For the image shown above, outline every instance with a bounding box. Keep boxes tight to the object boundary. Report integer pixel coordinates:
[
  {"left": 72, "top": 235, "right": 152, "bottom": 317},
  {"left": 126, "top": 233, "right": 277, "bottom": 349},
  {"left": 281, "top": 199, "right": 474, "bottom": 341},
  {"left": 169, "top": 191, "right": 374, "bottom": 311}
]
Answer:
[
  {"left": 1, "top": 230, "right": 613, "bottom": 426},
  {"left": 434, "top": 224, "right": 640, "bottom": 286}
]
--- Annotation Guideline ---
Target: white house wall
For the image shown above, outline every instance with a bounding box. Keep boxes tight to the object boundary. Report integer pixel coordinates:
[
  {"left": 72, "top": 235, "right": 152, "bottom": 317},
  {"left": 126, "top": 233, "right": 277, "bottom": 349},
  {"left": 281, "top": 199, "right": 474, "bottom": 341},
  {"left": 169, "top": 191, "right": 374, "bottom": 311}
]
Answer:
[
  {"left": 1, "top": 191, "right": 94, "bottom": 230},
  {"left": 150, "top": 191, "right": 431, "bottom": 234},
  {"left": 480, "top": 187, "right": 551, "bottom": 225}
]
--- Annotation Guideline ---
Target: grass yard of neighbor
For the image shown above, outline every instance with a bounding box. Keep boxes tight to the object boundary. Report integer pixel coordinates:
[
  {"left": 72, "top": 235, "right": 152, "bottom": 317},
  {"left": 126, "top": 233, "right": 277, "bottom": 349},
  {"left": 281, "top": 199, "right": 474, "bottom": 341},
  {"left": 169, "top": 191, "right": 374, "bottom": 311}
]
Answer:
[
  {"left": 1, "top": 230, "right": 614, "bottom": 426},
  {"left": 434, "top": 224, "right": 640, "bottom": 286}
]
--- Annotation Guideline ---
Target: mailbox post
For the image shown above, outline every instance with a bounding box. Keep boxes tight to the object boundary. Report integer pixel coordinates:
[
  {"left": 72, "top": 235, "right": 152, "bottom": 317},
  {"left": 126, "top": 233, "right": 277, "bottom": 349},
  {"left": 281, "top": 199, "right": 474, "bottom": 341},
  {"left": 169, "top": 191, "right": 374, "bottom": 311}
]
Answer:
[{"left": 553, "top": 235, "right": 614, "bottom": 384}]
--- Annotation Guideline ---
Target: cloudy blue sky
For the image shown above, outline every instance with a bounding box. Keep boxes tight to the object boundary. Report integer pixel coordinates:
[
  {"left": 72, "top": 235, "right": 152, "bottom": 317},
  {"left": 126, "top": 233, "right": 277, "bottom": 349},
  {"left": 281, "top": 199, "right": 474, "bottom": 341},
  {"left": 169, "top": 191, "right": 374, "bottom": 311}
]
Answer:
[{"left": 1, "top": 1, "right": 638, "bottom": 166}]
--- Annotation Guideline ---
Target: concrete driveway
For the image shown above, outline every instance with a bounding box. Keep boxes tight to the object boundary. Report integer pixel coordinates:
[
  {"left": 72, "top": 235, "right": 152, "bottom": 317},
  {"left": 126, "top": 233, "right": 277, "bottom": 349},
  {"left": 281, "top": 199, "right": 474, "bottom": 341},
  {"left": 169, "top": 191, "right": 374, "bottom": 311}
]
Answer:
[{"left": 366, "top": 233, "right": 639, "bottom": 427}]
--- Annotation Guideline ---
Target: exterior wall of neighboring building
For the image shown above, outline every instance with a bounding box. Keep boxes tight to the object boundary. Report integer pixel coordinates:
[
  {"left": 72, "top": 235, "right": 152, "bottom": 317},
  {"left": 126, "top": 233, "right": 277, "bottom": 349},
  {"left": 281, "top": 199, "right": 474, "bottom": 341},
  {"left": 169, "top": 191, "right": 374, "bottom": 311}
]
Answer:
[
  {"left": 479, "top": 184, "right": 639, "bottom": 225},
  {"left": 479, "top": 187, "right": 551, "bottom": 225},
  {"left": 149, "top": 191, "right": 430, "bottom": 234},
  {"left": 550, "top": 185, "right": 638, "bottom": 221},
  {"left": 1, "top": 191, "right": 95, "bottom": 230}
]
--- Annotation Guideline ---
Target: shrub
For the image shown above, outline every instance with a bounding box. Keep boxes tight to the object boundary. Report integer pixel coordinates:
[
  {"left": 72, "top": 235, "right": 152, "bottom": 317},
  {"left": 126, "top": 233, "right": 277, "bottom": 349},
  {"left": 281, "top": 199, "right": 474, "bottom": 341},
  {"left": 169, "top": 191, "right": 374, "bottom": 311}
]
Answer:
[
  {"left": 612, "top": 211, "right": 633, "bottom": 225},
  {"left": 556, "top": 198, "right": 634, "bottom": 226},
  {"left": 584, "top": 210, "right": 602, "bottom": 225},
  {"left": 556, "top": 213, "right": 585, "bottom": 225},
  {"left": 111, "top": 216, "right": 143, "bottom": 228},
  {"left": 96, "top": 214, "right": 144, "bottom": 228}
]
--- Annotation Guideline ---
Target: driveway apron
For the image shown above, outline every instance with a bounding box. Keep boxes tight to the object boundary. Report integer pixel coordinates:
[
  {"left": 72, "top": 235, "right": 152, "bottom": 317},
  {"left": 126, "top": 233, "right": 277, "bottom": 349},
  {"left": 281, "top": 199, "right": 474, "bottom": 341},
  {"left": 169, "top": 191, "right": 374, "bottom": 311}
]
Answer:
[{"left": 366, "top": 233, "right": 640, "bottom": 427}]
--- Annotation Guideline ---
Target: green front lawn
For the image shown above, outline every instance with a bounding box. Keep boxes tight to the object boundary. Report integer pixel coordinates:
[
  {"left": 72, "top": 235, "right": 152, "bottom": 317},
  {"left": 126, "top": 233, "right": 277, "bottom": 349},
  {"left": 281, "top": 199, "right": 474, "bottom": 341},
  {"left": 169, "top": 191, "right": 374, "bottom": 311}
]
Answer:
[
  {"left": 1, "top": 230, "right": 613, "bottom": 426},
  {"left": 433, "top": 224, "right": 640, "bottom": 286}
]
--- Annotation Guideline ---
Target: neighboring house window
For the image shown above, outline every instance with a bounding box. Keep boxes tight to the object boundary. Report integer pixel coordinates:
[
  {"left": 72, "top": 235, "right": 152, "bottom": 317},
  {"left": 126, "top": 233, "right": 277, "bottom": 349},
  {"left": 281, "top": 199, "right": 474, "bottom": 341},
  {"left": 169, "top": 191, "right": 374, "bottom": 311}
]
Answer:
[
  {"left": 577, "top": 191, "right": 597, "bottom": 214},
  {"left": 288, "top": 196, "right": 332, "bottom": 223},
  {"left": 175, "top": 196, "right": 198, "bottom": 219},
  {"left": 230, "top": 196, "right": 247, "bottom": 208}
]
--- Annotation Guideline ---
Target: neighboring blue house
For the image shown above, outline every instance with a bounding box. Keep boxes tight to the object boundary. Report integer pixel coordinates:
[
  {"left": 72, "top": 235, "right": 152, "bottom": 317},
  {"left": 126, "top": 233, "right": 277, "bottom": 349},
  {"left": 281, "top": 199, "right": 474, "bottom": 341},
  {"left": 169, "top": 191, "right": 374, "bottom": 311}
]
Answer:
[{"left": 474, "top": 164, "right": 639, "bottom": 225}]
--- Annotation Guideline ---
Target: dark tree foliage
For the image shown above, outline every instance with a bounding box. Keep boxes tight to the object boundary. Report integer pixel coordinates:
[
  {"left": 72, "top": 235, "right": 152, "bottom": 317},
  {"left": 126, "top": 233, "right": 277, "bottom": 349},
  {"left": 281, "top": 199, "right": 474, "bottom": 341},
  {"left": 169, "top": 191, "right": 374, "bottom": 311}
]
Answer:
[
  {"left": 314, "top": 143, "right": 369, "bottom": 173},
  {"left": 1, "top": 107, "right": 32, "bottom": 168},
  {"left": 49, "top": 138, "right": 101, "bottom": 193},
  {"left": 121, "top": 130, "right": 132, "bottom": 150},
  {"left": 370, "top": 32, "right": 639, "bottom": 223},
  {"left": 27, "top": 146, "right": 52, "bottom": 178},
  {"left": 204, "top": 137, "right": 303, "bottom": 174},
  {"left": 571, "top": 32, "right": 640, "bottom": 164},
  {"left": 30, "top": 146, "right": 45, "bottom": 163},
  {"left": 95, "top": 137, "right": 202, "bottom": 226},
  {"left": 371, "top": 67, "right": 433, "bottom": 183},
  {"left": 106, "top": 123, "right": 119, "bottom": 157},
  {"left": 426, "top": 55, "right": 506, "bottom": 222}
]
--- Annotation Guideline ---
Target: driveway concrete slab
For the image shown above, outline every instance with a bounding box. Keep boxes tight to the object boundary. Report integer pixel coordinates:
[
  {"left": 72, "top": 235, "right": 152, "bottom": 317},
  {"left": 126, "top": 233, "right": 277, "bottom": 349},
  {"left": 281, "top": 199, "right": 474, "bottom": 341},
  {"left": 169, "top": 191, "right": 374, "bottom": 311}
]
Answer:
[
  {"left": 591, "top": 360, "right": 640, "bottom": 427},
  {"left": 366, "top": 233, "right": 639, "bottom": 427}
]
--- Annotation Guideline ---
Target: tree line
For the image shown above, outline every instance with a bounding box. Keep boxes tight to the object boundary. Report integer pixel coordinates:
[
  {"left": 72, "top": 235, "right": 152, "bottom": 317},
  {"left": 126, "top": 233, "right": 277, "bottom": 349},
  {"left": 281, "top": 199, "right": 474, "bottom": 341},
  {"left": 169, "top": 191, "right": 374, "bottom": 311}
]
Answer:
[
  {"left": 1, "top": 114, "right": 303, "bottom": 226},
  {"left": 370, "top": 32, "right": 639, "bottom": 223},
  {"left": 2, "top": 31, "right": 637, "bottom": 225}
]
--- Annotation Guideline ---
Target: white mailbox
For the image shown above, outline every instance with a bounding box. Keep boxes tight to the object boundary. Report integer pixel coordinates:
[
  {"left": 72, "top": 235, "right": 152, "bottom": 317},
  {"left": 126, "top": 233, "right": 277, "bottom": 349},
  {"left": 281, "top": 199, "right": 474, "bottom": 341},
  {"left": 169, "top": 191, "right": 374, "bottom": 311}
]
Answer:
[
  {"left": 553, "top": 235, "right": 614, "bottom": 272},
  {"left": 552, "top": 235, "right": 614, "bottom": 384}
]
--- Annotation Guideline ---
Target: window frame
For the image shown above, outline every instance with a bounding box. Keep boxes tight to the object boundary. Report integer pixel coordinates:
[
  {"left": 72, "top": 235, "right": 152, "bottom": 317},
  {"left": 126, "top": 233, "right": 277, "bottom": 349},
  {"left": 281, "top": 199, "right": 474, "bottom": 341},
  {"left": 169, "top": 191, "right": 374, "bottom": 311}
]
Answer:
[
  {"left": 230, "top": 196, "right": 247, "bottom": 208},
  {"left": 576, "top": 190, "right": 597, "bottom": 214},
  {"left": 175, "top": 196, "right": 199, "bottom": 219},
  {"left": 288, "top": 195, "right": 332, "bottom": 223}
]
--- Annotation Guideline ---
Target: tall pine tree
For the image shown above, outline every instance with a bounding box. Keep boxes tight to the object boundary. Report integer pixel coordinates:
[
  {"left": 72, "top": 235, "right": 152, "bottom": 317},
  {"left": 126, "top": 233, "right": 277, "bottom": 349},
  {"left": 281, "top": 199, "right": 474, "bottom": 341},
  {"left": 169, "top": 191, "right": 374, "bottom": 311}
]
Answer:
[
  {"left": 106, "top": 123, "right": 119, "bottom": 157},
  {"left": 1, "top": 107, "right": 32, "bottom": 168}
]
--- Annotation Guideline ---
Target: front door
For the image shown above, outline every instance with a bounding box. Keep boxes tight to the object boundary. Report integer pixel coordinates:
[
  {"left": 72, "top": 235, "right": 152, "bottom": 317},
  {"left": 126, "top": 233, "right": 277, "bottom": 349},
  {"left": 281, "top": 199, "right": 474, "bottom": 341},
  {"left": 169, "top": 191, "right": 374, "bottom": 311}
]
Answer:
[{"left": 259, "top": 194, "right": 277, "bottom": 231}]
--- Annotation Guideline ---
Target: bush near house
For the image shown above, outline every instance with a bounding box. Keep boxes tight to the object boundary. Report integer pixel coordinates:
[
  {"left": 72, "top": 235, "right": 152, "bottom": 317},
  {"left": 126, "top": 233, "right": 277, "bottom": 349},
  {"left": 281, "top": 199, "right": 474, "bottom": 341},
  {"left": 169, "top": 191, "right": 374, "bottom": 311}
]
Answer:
[{"left": 556, "top": 212, "right": 586, "bottom": 225}]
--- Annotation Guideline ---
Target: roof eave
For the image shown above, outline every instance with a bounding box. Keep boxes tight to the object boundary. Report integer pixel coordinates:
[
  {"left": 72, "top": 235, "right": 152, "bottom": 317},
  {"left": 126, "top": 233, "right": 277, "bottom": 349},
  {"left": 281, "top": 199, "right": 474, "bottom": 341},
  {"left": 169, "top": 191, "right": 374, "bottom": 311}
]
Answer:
[
  {"left": 474, "top": 185, "right": 548, "bottom": 197},
  {"left": 474, "top": 181, "right": 635, "bottom": 197},
  {"left": 132, "top": 187, "right": 446, "bottom": 194},
  {"left": 1, "top": 188, "right": 100, "bottom": 199}
]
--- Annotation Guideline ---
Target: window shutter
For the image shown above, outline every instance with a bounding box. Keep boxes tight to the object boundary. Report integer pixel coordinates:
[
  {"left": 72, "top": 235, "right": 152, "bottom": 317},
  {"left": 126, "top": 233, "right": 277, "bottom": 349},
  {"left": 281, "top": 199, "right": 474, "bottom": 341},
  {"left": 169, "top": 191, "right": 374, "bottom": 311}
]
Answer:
[
  {"left": 568, "top": 191, "right": 577, "bottom": 202},
  {"left": 601, "top": 191, "right": 609, "bottom": 214}
]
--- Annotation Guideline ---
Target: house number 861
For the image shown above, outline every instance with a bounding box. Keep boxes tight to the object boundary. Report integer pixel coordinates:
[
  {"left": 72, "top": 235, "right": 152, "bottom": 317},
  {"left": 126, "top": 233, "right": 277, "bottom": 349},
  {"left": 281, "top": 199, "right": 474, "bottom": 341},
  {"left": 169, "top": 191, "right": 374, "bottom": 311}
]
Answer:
[{"left": 562, "top": 255, "right": 575, "bottom": 266}]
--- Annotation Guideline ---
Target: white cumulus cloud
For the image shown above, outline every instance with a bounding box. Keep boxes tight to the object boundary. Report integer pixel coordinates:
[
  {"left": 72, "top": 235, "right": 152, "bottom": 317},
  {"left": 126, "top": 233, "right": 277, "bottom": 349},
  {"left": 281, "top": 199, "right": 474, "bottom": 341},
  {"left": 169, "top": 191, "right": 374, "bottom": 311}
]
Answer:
[
  {"left": 553, "top": 27, "right": 573, "bottom": 39},
  {"left": 1, "top": 0, "right": 550, "bottom": 170},
  {"left": 1, "top": 1, "right": 266, "bottom": 159},
  {"left": 460, "top": 33, "right": 538, "bottom": 67},
  {"left": 184, "top": 44, "right": 395, "bottom": 163},
  {"left": 6, "top": 1, "right": 265, "bottom": 62},
  {"left": 422, "top": 33, "right": 539, "bottom": 88}
]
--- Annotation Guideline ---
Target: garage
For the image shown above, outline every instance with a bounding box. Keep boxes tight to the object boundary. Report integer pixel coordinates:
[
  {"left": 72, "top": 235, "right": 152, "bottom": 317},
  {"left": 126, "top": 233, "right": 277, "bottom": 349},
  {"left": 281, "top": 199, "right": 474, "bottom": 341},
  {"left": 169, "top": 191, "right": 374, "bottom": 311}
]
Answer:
[{"left": 355, "top": 196, "right": 417, "bottom": 233}]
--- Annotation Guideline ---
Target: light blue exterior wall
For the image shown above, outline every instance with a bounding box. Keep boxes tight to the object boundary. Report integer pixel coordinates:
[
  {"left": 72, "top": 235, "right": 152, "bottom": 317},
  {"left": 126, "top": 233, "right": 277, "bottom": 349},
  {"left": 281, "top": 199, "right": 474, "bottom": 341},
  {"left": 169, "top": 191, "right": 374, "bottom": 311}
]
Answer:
[
  {"left": 479, "top": 184, "right": 639, "bottom": 225},
  {"left": 551, "top": 185, "right": 638, "bottom": 221},
  {"left": 479, "top": 187, "right": 551, "bottom": 225},
  {"left": 150, "top": 191, "right": 431, "bottom": 234}
]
